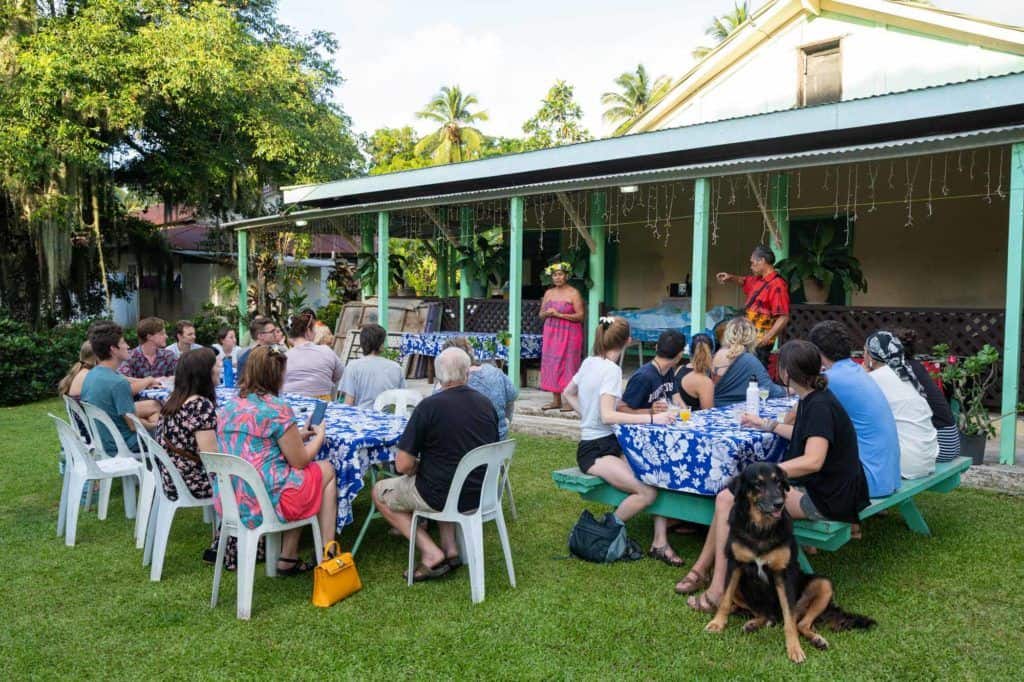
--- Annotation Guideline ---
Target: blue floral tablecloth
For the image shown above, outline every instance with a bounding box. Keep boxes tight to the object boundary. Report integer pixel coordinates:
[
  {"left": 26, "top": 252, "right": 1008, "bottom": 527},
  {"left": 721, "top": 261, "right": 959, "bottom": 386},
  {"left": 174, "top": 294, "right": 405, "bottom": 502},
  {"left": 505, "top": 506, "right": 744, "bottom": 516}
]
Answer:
[
  {"left": 141, "top": 387, "right": 406, "bottom": 533},
  {"left": 399, "top": 332, "right": 542, "bottom": 361},
  {"left": 613, "top": 398, "right": 793, "bottom": 496}
]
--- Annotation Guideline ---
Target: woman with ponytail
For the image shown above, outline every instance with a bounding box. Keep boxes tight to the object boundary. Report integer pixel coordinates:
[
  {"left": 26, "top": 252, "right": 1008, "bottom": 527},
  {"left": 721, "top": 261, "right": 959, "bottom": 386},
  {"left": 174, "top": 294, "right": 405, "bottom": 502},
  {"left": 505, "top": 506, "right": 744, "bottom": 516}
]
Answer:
[
  {"left": 673, "top": 333, "right": 715, "bottom": 411},
  {"left": 682, "top": 340, "right": 869, "bottom": 612},
  {"left": 562, "top": 316, "right": 674, "bottom": 526},
  {"left": 710, "top": 317, "right": 786, "bottom": 406}
]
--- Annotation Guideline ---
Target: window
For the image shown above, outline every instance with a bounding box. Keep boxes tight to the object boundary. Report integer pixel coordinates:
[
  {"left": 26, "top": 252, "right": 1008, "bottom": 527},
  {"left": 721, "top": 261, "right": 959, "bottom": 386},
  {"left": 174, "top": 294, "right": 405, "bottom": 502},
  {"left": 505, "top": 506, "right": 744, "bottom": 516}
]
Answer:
[{"left": 798, "top": 39, "right": 842, "bottom": 107}]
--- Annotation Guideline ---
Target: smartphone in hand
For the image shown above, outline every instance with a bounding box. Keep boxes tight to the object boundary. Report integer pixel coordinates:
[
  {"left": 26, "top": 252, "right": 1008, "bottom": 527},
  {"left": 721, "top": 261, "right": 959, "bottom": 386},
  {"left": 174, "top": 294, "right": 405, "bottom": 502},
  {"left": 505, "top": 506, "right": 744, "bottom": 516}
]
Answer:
[{"left": 309, "top": 399, "right": 328, "bottom": 427}]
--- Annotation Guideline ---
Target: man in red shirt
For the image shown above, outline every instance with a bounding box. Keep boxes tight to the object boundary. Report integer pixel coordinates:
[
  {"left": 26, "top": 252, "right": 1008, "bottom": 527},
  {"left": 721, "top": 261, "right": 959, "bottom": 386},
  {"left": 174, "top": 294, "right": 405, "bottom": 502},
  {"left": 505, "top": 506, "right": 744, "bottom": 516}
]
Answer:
[{"left": 716, "top": 245, "right": 790, "bottom": 365}]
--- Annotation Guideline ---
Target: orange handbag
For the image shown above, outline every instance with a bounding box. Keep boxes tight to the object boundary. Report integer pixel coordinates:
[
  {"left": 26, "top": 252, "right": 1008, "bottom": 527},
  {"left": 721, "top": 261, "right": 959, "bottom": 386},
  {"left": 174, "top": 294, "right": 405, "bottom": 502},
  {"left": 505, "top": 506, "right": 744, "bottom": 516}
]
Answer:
[{"left": 312, "top": 541, "right": 362, "bottom": 608}]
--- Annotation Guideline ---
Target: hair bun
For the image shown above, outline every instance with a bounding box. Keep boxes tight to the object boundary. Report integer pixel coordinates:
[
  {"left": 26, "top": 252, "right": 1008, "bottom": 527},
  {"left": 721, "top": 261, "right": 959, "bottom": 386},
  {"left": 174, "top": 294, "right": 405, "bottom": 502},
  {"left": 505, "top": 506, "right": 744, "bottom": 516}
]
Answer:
[{"left": 813, "top": 375, "right": 829, "bottom": 390}]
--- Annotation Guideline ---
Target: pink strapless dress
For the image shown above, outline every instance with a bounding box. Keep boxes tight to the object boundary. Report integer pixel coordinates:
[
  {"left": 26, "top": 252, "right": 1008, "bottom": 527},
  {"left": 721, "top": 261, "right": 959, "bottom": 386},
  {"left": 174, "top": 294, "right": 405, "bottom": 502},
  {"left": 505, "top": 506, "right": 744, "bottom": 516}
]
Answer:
[{"left": 540, "top": 299, "right": 583, "bottom": 393}]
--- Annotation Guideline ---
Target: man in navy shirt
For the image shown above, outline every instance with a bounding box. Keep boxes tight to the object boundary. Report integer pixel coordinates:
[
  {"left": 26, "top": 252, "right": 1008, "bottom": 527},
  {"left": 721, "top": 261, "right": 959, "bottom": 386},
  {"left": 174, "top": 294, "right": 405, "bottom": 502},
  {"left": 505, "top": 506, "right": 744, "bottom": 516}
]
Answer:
[{"left": 618, "top": 329, "right": 686, "bottom": 567}]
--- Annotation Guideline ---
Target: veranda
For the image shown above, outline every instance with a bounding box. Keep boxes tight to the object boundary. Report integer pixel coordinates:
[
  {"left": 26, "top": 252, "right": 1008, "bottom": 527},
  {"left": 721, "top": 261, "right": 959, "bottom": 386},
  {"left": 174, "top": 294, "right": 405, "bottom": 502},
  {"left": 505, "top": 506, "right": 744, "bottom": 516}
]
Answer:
[{"left": 226, "top": 73, "right": 1024, "bottom": 466}]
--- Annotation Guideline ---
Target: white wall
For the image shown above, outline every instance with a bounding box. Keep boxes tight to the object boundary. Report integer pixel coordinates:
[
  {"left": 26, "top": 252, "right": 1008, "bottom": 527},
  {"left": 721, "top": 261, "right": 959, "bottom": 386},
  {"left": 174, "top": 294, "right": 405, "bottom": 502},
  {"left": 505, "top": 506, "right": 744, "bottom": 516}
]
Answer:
[{"left": 661, "top": 11, "right": 1024, "bottom": 129}]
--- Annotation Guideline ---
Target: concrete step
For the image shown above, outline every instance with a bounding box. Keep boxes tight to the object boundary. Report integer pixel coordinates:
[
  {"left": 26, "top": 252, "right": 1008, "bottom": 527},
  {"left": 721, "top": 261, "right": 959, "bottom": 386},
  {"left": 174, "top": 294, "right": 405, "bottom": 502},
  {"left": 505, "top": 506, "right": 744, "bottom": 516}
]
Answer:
[{"left": 510, "top": 413, "right": 581, "bottom": 439}]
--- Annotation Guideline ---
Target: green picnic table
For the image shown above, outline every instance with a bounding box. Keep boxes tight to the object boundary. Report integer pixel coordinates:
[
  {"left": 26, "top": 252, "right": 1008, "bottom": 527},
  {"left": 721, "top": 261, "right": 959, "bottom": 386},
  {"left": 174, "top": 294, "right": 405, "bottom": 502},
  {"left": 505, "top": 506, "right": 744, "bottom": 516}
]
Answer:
[{"left": 552, "top": 456, "right": 971, "bottom": 572}]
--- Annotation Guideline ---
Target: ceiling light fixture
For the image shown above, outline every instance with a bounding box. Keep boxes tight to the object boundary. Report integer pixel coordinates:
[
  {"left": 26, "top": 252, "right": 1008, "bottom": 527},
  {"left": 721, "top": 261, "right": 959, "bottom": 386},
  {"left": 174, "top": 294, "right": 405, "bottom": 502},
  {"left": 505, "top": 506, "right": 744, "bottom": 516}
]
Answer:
[
  {"left": 294, "top": 219, "right": 308, "bottom": 227},
  {"left": 619, "top": 185, "right": 639, "bottom": 194}
]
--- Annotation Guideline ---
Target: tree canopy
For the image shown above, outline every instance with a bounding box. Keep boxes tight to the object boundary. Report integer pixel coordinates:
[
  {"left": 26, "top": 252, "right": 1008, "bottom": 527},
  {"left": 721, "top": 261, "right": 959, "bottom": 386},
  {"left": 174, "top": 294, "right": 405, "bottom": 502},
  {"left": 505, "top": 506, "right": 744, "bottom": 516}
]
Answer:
[
  {"left": 522, "top": 80, "right": 592, "bottom": 151},
  {"left": 600, "top": 64, "right": 671, "bottom": 136},
  {"left": 0, "top": 0, "right": 361, "bottom": 325},
  {"left": 413, "top": 85, "right": 489, "bottom": 164}
]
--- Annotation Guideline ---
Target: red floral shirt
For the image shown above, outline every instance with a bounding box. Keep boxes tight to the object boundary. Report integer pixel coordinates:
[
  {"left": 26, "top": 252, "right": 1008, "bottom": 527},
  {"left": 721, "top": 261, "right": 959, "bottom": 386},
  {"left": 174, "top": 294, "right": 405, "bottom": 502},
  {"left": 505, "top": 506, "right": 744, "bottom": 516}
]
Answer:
[
  {"left": 119, "top": 346, "right": 178, "bottom": 378},
  {"left": 742, "top": 272, "right": 790, "bottom": 339}
]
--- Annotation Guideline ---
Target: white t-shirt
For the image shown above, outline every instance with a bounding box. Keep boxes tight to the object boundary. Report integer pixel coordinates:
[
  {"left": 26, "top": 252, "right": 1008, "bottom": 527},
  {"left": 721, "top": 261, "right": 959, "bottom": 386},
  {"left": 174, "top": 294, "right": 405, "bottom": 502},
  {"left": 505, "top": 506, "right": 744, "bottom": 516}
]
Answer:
[
  {"left": 571, "top": 356, "right": 623, "bottom": 441},
  {"left": 868, "top": 365, "right": 938, "bottom": 479}
]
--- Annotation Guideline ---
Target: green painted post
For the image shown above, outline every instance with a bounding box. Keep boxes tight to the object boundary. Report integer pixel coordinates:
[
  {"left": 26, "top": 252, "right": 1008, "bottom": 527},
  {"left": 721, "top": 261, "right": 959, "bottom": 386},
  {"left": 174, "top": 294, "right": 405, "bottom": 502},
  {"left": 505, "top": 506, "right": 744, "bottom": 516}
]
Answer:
[
  {"left": 236, "top": 229, "right": 249, "bottom": 344},
  {"left": 459, "top": 206, "right": 472, "bottom": 331},
  {"left": 769, "top": 174, "right": 790, "bottom": 262},
  {"left": 377, "top": 212, "right": 389, "bottom": 332},
  {"left": 588, "top": 191, "right": 607, "bottom": 346},
  {"left": 691, "top": 178, "right": 711, "bottom": 335},
  {"left": 436, "top": 237, "right": 449, "bottom": 298},
  {"left": 1000, "top": 143, "right": 1024, "bottom": 466},
  {"left": 508, "top": 197, "right": 524, "bottom": 389},
  {"left": 360, "top": 214, "right": 374, "bottom": 299}
]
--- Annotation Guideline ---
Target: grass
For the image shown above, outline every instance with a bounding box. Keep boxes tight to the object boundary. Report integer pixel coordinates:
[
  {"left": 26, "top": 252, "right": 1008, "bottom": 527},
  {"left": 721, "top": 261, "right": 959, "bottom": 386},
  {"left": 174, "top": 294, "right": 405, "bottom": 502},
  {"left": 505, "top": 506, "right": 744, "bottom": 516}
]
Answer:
[{"left": 2, "top": 397, "right": 1023, "bottom": 679}]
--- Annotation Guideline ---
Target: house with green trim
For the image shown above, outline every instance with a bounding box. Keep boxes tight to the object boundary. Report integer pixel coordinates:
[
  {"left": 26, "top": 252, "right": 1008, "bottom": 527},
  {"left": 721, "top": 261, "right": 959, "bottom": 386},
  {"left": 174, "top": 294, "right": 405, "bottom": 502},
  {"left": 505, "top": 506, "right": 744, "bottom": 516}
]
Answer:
[{"left": 226, "top": 0, "right": 1024, "bottom": 464}]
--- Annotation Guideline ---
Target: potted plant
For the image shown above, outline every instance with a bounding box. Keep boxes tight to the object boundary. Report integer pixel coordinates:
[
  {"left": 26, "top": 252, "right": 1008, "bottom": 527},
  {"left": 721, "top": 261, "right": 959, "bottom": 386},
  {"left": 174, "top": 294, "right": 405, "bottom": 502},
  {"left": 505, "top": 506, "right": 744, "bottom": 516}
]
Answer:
[
  {"left": 454, "top": 227, "right": 506, "bottom": 298},
  {"left": 932, "top": 343, "right": 1000, "bottom": 465},
  {"left": 356, "top": 250, "right": 412, "bottom": 296},
  {"left": 775, "top": 224, "right": 867, "bottom": 303}
]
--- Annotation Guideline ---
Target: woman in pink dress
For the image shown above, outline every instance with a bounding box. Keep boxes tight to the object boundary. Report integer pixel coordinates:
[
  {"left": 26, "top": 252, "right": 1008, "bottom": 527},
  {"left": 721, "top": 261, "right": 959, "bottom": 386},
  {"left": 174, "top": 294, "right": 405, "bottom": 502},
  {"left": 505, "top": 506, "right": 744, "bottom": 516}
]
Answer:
[{"left": 539, "top": 262, "right": 585, "bottom": 410}]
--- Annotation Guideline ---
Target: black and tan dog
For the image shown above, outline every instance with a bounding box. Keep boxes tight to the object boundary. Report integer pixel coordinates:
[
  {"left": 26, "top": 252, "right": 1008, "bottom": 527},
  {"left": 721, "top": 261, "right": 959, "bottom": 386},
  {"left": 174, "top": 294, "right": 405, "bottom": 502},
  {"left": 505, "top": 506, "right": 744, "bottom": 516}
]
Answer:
[{"left": 704, "top": 462, "right": 875, "bottom": 663}]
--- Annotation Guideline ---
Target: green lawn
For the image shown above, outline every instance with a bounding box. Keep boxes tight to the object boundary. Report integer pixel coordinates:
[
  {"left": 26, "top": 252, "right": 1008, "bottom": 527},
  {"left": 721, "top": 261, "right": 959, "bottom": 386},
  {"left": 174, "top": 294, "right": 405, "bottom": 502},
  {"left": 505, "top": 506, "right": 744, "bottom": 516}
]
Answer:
[{"left": 2, "top": 398, "right": 1023, "bottom": 679}]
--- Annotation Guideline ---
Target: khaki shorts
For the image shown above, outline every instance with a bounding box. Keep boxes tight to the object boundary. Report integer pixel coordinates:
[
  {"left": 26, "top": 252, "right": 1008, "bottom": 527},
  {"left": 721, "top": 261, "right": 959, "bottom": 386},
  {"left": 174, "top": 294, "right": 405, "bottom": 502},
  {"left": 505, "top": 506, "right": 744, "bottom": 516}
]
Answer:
[{"left": 374, "top": 475, "right": 436, "bottom": 513}]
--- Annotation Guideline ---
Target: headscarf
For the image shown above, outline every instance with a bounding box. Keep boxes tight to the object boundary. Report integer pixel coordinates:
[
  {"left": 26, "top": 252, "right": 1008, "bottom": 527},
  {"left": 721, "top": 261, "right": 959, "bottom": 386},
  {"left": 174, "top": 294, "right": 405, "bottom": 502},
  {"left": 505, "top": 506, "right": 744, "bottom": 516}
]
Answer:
[{"left": 866, "top": 331, "right": 926, "bottom": 397}]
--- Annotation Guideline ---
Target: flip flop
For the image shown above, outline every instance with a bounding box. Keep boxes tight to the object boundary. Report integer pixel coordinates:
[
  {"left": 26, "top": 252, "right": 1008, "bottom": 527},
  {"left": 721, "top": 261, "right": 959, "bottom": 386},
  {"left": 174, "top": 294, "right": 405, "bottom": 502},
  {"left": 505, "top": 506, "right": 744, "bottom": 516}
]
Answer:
[
  {"left": 648, "top": 544, "right": 685, "bottom": 567},
  {"left": 674, "top": 568, "right": 708, "bottom": 595},
  {"left": 276, "top": 556, "right": 314, "bottom": 576},
  {"left": 405, "top": 560, "right": 452, "bottom": 583},
  {"left": 559, "top": 407, "right": 576, "bottom": 412},
  {"left": 687, "top": 591, "right": 720, "bottom": 614},
  {"left": 541, "top": 403, "right": 562, "bottom": 411},
  {"left": 446, "top": 556, "right": 463, "bottom": 570}
]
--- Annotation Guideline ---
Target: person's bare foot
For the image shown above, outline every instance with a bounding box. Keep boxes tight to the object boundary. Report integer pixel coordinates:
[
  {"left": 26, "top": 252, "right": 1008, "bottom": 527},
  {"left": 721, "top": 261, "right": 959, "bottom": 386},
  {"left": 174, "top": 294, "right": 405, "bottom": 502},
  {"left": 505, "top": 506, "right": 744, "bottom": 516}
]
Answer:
[{"left": 687, "top": 590, "right": 721, "bottom": 614}]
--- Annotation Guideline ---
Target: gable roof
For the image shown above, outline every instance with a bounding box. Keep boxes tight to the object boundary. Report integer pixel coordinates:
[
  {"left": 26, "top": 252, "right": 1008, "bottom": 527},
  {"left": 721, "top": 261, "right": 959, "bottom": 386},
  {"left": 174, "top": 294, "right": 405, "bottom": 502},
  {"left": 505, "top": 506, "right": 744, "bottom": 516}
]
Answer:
[{"left": 629, "top": 0, "right": 1024, "bottom": 134}]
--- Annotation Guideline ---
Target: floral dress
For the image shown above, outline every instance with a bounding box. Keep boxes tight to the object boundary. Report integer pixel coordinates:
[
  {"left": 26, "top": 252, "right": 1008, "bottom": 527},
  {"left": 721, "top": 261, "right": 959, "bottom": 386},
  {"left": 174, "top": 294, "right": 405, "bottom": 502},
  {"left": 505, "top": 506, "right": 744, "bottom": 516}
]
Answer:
[
  {"left": 157, "top": 397, "right": 217, "bottom": 501},
  {"left": 215, "top": 392, "right": 310, "bottom": 529}
]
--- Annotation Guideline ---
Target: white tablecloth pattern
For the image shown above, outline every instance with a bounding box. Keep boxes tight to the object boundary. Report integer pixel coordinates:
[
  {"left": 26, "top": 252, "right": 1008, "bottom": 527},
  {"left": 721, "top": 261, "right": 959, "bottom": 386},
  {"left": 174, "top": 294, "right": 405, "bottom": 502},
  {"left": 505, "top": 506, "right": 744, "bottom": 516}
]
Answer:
[
  {"left": 141, "top": 387, "right": 406, "bottom": 532},
  {"left": 613, "top": 398, "right": 793, "bottom": 496},
  {"left": 399, "top": 332, "right": 542, "bottom": 361}
]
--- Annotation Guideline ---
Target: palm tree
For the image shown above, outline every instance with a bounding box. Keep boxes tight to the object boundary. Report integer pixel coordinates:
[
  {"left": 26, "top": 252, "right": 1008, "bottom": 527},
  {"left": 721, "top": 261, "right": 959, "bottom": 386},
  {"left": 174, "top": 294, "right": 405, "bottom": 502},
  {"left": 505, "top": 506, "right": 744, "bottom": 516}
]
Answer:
[
  {"left": 691, "top": 1, "right": 751, "bottom": 60},
  {"left": 600, "top": 65, "right": 672, "bottom": 136},
  {"left": 414, "top": 85, "right": 489, "bottom": 165}
]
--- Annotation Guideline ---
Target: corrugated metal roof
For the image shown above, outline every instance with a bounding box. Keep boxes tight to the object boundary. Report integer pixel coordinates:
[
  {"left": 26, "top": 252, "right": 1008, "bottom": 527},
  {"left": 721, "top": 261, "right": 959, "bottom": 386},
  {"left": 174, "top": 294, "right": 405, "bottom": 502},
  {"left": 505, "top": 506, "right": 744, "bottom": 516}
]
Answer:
[
  {"left": 281, "top": 70, "right": 1024, "bottom": 210},
  {"left": 229, "top": 123, "right": 1024, "bottom": 233}
]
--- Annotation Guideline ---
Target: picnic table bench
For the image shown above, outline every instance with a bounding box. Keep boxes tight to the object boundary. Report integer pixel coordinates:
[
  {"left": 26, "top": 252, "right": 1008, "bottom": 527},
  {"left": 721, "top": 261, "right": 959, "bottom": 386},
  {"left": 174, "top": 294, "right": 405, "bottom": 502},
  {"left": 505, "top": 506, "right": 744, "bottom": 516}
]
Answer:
[{"left": 552, "top": 456, "right": 972, "bottom": 572}]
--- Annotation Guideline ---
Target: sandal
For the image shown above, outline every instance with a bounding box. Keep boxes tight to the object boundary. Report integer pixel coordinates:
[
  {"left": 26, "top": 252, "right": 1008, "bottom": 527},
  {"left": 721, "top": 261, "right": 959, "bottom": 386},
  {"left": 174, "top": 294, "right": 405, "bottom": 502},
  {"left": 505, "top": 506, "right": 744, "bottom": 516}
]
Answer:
[
  {"left": 687, "top": 591, "right": 720, "bottom": 614},
  {"left": 276, "top": 556, "right": 314, "bottom": 576},
  {"left": 668, "top": 521, "right": 700, "bottom": 536},
  {"left": 648, "top": 544, "right": 685, "bottom": 567},
  {"left": 541, "top": 402, "right": 562, "bottom": 411},
  {"left": 404, "top": 560, "right": 452, "bottom": 583},
  {"left": 446, "top": 556, "right": 463, "bottom": 570},
  {"left": 674, "top": 568, "right": 708, "bottom": 595}
]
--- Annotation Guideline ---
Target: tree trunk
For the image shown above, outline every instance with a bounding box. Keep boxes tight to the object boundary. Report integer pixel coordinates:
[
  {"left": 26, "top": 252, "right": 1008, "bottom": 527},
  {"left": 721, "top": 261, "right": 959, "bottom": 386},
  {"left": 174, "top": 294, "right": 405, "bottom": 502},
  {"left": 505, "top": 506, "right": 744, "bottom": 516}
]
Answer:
[{"left": 91, "top": 179, "right": 111, "bottom": 314}]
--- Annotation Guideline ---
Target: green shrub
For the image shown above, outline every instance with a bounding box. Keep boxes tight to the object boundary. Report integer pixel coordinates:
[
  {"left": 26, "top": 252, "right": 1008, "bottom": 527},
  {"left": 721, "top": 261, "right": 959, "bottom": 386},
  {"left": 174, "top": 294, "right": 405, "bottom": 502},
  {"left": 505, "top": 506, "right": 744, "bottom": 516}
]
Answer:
[
  {"left": 191, "top": 303, "right": 239, "bottom": 346},
  {"left": 0, "top": 318, "right": 95, "bottom": 406},
  {"left": 317, "top": 302, "right": 342, "bottom": 334}
]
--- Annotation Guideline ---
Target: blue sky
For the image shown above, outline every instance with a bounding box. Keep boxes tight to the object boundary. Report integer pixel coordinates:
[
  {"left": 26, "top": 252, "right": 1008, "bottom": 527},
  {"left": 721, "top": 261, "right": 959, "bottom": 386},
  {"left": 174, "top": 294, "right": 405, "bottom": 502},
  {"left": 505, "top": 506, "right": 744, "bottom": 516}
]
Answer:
[{"left": 276, "top": 0, "right": 1024, "bottom": 138}]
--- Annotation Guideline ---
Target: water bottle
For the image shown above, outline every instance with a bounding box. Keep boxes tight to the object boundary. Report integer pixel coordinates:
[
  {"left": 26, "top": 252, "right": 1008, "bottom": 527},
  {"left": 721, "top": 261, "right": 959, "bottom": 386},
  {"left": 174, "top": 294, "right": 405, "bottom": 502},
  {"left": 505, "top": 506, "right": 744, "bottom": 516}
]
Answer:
[
  {"left": 745, "top": 374, "right": 759, "bottom": 417},
  {"left": 223, "top": 356, "right": 235, "bottom": 388}
]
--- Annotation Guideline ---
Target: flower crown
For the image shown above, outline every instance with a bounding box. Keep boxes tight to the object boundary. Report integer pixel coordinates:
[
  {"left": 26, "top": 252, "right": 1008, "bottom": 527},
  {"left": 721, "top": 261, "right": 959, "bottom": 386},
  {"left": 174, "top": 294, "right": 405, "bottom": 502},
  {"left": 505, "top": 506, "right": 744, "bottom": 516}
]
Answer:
[{"left": 544, "top": 262, "right": 572, "bottom": 276}]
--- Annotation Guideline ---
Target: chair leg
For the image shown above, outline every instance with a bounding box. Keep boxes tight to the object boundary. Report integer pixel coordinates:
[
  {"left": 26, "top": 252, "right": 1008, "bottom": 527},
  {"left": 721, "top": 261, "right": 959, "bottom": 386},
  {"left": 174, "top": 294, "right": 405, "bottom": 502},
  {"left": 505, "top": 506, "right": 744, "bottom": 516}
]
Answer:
[
  {"left": 464, "top": 516, "right": 486, "bottom": 604},
  {"left": 143, "top": 497, "right": 159, "bottom": 567},
  {"left": 236, "top": 533, "right": 260, "bottom": 620},
  {"left": 310, "top": 518, "right": 324, "bottom": 564},
  {"left": 135, "top": 471, "right": 155, "bottom": 548},
  {"left": 351, "top": 465, "right": 382, "bottom": 556},
  {"left": 210, "top": 531, "right": 228, "bottom": 608},
  {"left": 97, "top": 479, "right": 112, "bottom": 520},
  {"left": 57, "top": 468, "right": 70, "bottom": 537},
  {"left": 406, "top": 512, "right": 420, "bottom": 587},
  {"left": 65, "top": 473, "right": 84, "bottom": 547},
  {"left": 122, "top": 475, "right": 138, "bottom": 520},
  {"left": 150, "top": 501, "right": 177, "bottom": 582},
  {"left": 502, "top": 467, "right": 517, "bottom": 521},
  {"left": 202, "top": 505, "right": 214, "bottom": 525},
  {"left": 493, "top": 508, "right": 516, "bottom": 588},
  {"left": 264, "top": 532, "right": 281, "bottom": 578}
]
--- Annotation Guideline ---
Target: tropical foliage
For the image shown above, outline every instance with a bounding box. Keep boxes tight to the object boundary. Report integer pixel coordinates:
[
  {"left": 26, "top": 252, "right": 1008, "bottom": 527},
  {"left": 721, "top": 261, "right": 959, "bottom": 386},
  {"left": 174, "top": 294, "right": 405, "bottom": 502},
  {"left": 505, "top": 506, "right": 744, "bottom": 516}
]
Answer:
[
  {"left": 600, "top": 64, "right": 672, "bottom": 135},
  {"left": 414, "top": 85, "right": 489, "bottom": 164},
  {"left": 0, "top": 0, "right": 361, "bottom": 327},
  {"left": 692, "top": 1, "right": 751, "bottom": 59},
  {"left": 522, "top": 80, "right": 592, "bottom": 151}
]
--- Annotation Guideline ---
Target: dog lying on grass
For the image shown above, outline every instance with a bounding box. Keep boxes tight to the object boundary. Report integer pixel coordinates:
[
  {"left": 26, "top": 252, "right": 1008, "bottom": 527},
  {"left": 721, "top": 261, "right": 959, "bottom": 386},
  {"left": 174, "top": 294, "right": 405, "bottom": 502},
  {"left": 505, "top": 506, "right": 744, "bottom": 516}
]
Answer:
[{"left": 704, "top": 462, "right": 875, "bottom": 663}]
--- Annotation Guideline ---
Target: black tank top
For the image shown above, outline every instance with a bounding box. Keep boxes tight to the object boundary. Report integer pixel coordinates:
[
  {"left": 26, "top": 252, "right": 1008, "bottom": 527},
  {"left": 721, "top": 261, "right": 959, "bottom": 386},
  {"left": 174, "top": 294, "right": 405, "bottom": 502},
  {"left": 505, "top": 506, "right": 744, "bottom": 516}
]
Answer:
[{"left": 673, "top": 367, "right": 702, "bottom": 410}]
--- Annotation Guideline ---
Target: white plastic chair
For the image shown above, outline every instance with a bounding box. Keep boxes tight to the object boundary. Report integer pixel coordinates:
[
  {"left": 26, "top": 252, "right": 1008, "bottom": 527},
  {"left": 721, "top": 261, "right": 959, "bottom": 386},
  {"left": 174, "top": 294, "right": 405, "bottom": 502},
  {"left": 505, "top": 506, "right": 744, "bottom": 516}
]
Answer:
[
  {"left": 49, "top": 414, "right": 143, "bottom": 547},
  {"left": 132, "top": 424, "right": 215, "bottom": 581},
  {"left": 373, "top": 389, "right": 423, "bottom": 417},
  {"left": 200, "top": 451, "right": 324, "bottom": 620},
  {"left": 82, "top": 403, "right": 150, "bottom": 548},
  {"left": 61, "top": 395, "right": 99, "bottom": 521},
  {"left": 407, "top": 439, "right": 517, "bottom": 603}
]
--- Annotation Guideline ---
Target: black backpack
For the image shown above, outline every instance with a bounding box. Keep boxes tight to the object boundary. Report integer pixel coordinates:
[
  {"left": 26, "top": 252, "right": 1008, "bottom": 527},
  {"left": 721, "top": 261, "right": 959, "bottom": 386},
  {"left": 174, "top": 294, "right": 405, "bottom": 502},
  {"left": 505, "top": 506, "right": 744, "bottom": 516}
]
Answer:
[{"left": 568, "top": 510, "right": 643, "bottom": 563}]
